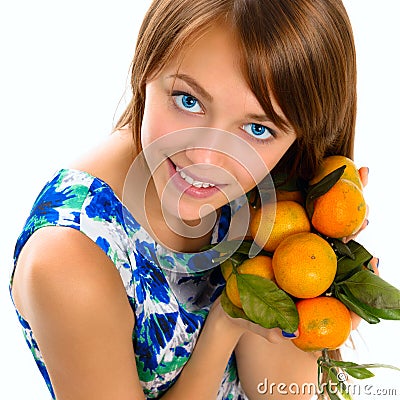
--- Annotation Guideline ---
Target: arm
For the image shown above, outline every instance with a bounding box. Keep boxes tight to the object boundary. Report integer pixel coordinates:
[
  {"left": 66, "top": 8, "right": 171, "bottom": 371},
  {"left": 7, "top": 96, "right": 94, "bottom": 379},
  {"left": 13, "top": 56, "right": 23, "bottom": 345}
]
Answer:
[
  {"left": 13, "top": 227, "right": 276, "bottom": 400},
  {"left": 235, "top": 333, "right": 320, "bottom": 400},
  {"left": 166, "top": 299, "right": 296, "bottom": 399},
  {"left": 12, "top": 227, "right": 144, "bottom": 400}
]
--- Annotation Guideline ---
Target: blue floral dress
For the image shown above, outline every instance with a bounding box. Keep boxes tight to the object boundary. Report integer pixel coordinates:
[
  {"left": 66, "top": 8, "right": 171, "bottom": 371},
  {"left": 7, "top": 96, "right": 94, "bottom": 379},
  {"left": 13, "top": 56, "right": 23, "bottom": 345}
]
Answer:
[{"left": 10, "top": 169, "right": 248, "bottom": 399}]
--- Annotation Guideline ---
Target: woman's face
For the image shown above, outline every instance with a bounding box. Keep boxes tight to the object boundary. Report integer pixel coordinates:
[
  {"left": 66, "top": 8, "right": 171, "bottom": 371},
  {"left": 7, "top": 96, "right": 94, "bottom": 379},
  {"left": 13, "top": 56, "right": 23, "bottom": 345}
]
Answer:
[{"left": 140, "top": 24, "right": 296, "bottom": 223}]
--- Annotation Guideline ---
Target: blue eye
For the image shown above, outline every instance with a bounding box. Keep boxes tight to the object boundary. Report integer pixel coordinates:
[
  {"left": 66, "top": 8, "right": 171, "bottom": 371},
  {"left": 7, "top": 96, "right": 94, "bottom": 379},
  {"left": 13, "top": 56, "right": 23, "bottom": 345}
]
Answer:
[
  {"left": 242, "top": 123, "right": 274, "bottom": 141},
  {"left": 173, "top": 93, "right": 202, "bottom": 113}
]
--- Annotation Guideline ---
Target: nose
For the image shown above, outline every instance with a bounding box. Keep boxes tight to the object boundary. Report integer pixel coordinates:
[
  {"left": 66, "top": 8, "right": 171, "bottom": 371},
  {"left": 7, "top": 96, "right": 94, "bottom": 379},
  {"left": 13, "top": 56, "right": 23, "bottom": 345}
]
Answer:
[
  {"left": 183, "top": 126, "right": 270, "bottom": 188},
  {"left": 184, "top": 127, "right": 236, "bottom": 168},
  {"left": 185, "top": 146, "right": 227, "bottom": 169}
]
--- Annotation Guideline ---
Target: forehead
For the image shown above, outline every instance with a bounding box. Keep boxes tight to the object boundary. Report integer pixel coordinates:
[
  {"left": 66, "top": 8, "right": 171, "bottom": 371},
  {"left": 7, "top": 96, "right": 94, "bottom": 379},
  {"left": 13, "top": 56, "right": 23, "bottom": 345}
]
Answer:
[
  {"left": 181, "top": 24, "right": 240, "bottom": 63},
  {"left": 160, "top": 25, "right": 256, "bottom": 99},
  {"left": 161, "top": 24, "right": 243, "bottom": 78}
]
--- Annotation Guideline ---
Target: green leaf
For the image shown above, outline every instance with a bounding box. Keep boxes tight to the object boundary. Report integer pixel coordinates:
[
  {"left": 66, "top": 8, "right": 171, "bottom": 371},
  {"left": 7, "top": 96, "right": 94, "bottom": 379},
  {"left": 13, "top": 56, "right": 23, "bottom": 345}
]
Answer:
[
  {"left": 335, "top": 240, "right": 373, "bottom": 282},
  {"left": 324, "top": 385, "right": 342, "bottom": 400},
  {"left": 345, "top": 240, "right": 373, "bottom": 258},
  {"left": 335, "top": 275, "right": 400, "bottom": 321},
  {"left": 237, "top": 274, "right": 299, "bottom": 332},
  {"left": 331, "top": 238, "right": 355, "bottom": 259},
  {"left": 271, "top": 170, "right": 302, "bottom": 191},
  {"left": 209, "top": 240, "right": 273, "bottom": 264},
  {"left": 305, "top": 165, "right": 346, "bottom": 218},
  {"left": 347, "top": 363, "right": 400, "bottom": 373},
  {"left": 230, "top": 253, "right": 247, "bottom": 268},
  {"left": 329, "top": 361, "right": 375, "bottom": 380},
  {"left": 220, "top": 289, "right": 250, "bottom": 321},
  {"left": 318, "top": 354, "right": 400, "bottom": 400},
  {"left": 360, "top": 302, "right": 400, "bottom": 320},
  {"left": 325, "top": 366, "right": 351, "bottom": 400},
  {"left": 334, "top": 287, "right": 380, "bottom": 324},
  {"left": 339, "top": 270, "right": 400, "bottom": 310},
  {"left": 318, "top": 354, "right": 349, "bottom": 400},
  {"left": 210, "top": 253, "right": 243, "bottom": 269},
  {"left": 208, "top": 239, "right": 250, "bottom": 255},
  {"left": 232, "top": 241, "right": 258, "bottom": 256}
]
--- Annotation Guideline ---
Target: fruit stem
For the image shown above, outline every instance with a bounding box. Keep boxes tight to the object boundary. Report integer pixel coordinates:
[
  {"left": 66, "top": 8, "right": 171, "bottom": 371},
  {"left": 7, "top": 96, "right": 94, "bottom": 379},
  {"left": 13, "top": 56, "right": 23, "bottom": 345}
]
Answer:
[{"left": 322, "top": 348, "right": 330, "bottom": 363}]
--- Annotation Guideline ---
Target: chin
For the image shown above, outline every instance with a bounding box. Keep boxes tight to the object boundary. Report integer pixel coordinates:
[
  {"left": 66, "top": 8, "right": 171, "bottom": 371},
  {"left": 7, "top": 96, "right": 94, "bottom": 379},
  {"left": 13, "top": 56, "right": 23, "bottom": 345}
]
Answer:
[
  {"left": 172, "top": 200, "right": 217, "bottom": 221},
  {"left": 161, "top": 194, "right": 221, "bottom": 233}
]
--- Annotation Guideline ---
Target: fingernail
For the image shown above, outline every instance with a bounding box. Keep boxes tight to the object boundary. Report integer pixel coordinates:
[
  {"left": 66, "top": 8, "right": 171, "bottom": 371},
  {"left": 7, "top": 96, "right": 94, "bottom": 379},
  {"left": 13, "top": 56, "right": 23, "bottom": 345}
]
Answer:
[
  {"left": 366, "top": 219, "right": 370, "bottom": 226},
  {"left": 367, "top": 167, "right": 370, "bottom": 174},
  {"left": 282, "top": 330, "right": 296, "bottom": 338},
  {"left": 376, "top": 258, "right": 380, "bottom": 268}
]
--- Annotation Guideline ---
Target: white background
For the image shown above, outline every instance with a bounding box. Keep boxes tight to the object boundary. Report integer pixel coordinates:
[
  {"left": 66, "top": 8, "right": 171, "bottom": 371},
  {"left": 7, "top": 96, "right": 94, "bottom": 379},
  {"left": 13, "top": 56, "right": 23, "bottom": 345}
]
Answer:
[{"left": 0, "top": 1, "right": 399, "bottom": 398}]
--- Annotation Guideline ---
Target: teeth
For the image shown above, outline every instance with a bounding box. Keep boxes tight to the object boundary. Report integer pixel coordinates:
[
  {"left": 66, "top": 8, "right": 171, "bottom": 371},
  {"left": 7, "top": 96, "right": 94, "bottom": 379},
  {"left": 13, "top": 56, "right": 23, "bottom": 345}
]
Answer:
[{"left": 175, "top": 166, "right": 215, "bottom": 188}]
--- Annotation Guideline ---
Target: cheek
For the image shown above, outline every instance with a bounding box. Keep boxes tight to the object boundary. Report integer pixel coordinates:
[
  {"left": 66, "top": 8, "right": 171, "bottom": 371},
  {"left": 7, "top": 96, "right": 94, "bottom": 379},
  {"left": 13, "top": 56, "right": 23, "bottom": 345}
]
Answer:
[
  {"left": 238, "top": 138, "right": 296, "bottom": 189},
  {"left": 140, "top": 86, "right": 182, "bottom": 149},
  {"left": 260, "top": 137, "right": 296, "bottom": 170},
  {"left": 141, "top": 102, "right": 171, "bottom": 148},
  {"left": 235, "top": 167, "right": 263, "bottom": 192}
]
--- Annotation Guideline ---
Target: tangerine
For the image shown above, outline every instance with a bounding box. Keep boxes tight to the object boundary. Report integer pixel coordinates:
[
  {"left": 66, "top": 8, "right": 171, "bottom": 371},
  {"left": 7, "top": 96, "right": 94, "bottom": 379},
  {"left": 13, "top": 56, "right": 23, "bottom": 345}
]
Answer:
[
  {"left": 310, "top": 155, "right": 363, "bottom": 190},
  {"left": 225, "top": 255, "right": 274, "bottom": 308},
  {"left": 220, "top": 259, "right": 234, "bottom": 281},
  {"left": 238, "top": 256, "right": 275, "bottom": 280},
  {"left": 250, "top": 201, "right": 311, "bottom": 252},
  {"left": 275, "top": 189, "right": 304, "bottom": 204},
  {"left": 292, "top": 297, "right": 352, "bottom": 352},
  {"left": 311, "top": 178, "right": 367, "bottom": 238},
  {"left": 272, "top": 232, "right": 336, "bottom": 299}
]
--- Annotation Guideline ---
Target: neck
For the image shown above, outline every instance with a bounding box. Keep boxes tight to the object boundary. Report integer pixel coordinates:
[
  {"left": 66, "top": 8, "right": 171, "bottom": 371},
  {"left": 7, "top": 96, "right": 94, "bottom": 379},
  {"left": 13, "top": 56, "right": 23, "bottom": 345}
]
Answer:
[
  {"left": 144, "top": 179, "right": 217, "bottom": 253},
  {"left": 122, "top": 160, "right": 216, "bottom": 253}
]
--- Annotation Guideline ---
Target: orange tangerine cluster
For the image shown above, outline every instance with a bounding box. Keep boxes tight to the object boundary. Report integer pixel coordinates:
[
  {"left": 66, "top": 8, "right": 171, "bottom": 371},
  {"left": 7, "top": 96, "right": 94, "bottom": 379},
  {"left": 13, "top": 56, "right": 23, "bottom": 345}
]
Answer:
[{"left": 222, "top": 155, "right": 366, "bottom": 352}]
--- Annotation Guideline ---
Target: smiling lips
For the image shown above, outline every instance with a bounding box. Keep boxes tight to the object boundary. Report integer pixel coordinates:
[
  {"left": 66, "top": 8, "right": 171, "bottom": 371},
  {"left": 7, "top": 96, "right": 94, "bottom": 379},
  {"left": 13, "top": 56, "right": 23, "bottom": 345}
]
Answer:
[
  {"left": 167, "top": 159, "right": 225, "bottom": 199},
  {"left": 175, "top": 165, "right": 216, "bottom": 188}
]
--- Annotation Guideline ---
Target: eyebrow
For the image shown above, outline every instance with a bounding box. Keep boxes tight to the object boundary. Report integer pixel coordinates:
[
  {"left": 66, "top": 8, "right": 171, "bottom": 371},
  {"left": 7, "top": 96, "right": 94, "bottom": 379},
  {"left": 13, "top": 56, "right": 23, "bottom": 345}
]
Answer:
[
  {"left": 167, "top": 73, "right": 290, "bottom": 128},
  {"left": 166, "top": 73, "right": 213, "bottom": 102},
  {"left": 245, "top": 113, "right": 271, "bottom": 123}
]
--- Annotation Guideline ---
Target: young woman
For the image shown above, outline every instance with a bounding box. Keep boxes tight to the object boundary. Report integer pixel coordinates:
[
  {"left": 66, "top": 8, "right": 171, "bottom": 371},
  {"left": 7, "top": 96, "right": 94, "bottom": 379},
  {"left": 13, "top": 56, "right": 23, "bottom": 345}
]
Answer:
[{"left": 10, "top": 0, "right": 369, "bottom": 399}]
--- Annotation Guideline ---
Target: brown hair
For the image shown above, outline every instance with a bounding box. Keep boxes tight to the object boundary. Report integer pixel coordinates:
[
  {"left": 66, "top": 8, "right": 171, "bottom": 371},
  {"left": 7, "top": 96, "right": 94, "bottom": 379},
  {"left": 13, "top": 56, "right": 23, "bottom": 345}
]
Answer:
[{"left": 115, "top": 0, "right": 357, "bottom": 181}]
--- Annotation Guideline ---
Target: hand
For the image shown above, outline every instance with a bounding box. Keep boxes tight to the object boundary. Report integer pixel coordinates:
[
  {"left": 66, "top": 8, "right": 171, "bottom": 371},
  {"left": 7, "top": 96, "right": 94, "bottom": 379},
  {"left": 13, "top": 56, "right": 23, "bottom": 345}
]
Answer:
[
  {"left": 343, "top": 166, "right": 377, "bottom": 329},
  {"left": 342, "top": 166, "right": 369, "bottom": 243},
  {"left": 210, "top": 297, "right": 298, "bottom": 344}
]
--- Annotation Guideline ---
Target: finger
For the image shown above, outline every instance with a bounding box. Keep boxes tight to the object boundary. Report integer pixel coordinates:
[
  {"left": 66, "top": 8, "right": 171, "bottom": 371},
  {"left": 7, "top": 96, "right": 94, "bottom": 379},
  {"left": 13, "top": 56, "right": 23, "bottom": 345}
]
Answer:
[
  {"left": 342, "top": 167, "right": 369, "bottom": 244},
  {"left": 358, "top": 166, "right": 369, "bottom": 187},
  {"left": 342, "top": 204, "right": 369, "bottom": 243},
  {"left": 342, "top": 219, "right": 369, "bottom": 243},
  {"left": 259, "top": 327, "right": 297, "bottom": 344},
  {"left": 281, "top": 330, "right": 299, "bottom": 339},
  {"left": 350, "top": 311, "right": 362, "bottom": 330},
  {"left": 259, "top": 327, "right": 286, "bottom": 344},
  {"left": 368, "top": 257, "right": 380, "bottom": 275},
  {"left": 243, "top": 320, "right": 298, "bottom": 343}
]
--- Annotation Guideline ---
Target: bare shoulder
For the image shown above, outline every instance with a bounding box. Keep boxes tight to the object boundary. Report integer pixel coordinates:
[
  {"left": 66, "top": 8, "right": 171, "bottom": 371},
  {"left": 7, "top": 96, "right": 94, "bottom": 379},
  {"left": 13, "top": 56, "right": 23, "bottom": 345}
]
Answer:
[
  {"left": 69, "top": 128, "right": 135, "bottom": 198},
  {"left": 12, "top": 226, "right": 132, "bottom": 320},
  {"left": 12, "top": 226, "right": 133, "bottom": 327}
]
